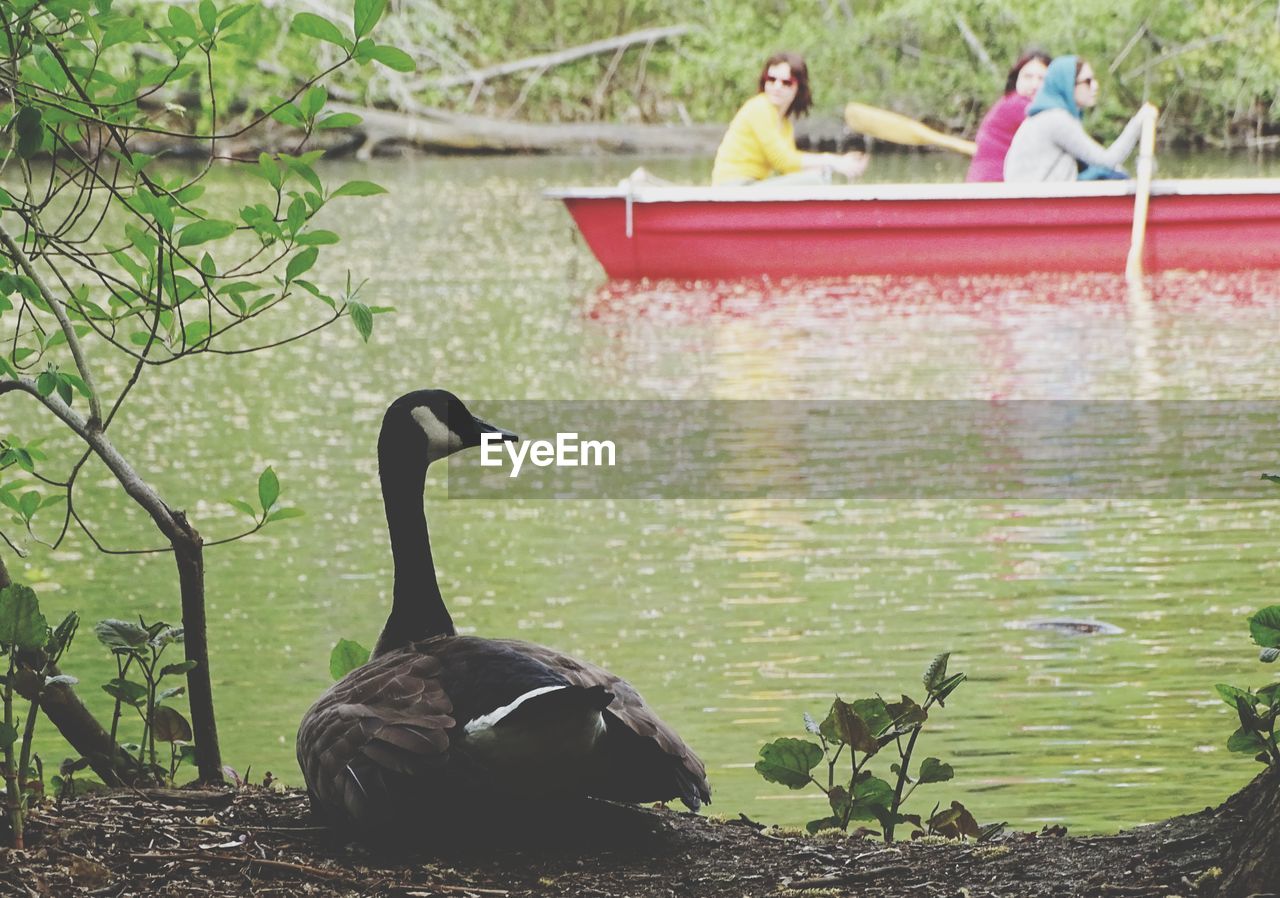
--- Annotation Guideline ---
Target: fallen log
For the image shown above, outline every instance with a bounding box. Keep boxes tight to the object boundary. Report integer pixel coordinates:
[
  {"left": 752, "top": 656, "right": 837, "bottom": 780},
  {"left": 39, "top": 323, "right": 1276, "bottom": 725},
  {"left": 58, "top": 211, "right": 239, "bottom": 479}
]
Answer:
[{"left": 327, "top": 102, "right": 723, "bottom": 157}]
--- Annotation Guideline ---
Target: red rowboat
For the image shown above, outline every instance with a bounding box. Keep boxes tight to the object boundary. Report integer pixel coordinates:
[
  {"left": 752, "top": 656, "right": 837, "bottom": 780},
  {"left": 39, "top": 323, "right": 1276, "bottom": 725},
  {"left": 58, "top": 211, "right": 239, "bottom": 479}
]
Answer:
[{"left": 547, "top": 179, "right": 1280, "bottom": 279}]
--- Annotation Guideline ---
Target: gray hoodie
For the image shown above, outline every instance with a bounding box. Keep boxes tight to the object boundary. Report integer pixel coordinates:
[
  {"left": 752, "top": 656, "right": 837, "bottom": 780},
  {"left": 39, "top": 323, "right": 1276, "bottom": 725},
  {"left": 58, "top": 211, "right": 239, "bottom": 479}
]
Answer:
[{"left": 1004, "top": 108, "right": 1146, "bottom": 182}]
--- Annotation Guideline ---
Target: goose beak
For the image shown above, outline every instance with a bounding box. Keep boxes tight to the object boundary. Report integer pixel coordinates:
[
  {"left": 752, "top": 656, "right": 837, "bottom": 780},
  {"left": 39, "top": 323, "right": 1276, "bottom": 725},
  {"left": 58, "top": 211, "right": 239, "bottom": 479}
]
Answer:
[{"left": 475, "top": 417, "right": 518, "bottom": 443}]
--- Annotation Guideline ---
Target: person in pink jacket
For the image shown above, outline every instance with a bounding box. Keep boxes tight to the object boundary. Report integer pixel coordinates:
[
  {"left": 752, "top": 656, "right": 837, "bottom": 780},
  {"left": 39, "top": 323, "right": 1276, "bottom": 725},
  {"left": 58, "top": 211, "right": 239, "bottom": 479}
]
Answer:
[{"left": 966, "top": 51, "right": 1051, "bottom": 182}]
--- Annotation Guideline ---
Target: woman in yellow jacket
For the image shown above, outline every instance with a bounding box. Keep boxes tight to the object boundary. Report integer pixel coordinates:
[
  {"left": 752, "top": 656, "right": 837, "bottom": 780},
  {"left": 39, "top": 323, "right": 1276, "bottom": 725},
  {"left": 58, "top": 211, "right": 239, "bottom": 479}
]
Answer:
[{"left": 712, "top": 52, "right": 868, "bottom": 186}]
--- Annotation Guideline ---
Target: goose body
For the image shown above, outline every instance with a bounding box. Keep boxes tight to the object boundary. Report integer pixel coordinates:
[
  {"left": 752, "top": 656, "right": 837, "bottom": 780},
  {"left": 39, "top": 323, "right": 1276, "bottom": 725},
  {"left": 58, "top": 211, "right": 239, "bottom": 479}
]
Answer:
[{"left": 296, "top": 390, "right": 709, "bottom": 835}]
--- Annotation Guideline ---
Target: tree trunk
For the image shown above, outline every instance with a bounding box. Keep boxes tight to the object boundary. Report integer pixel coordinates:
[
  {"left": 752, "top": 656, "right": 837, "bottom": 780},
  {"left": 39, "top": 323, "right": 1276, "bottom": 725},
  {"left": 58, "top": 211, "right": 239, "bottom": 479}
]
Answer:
[
  {"left": 170, "top": 514, "right": 223, "bottom": 784},
  {"left": 1216, "top": 767, "right": 1280, "bottom": 896}
]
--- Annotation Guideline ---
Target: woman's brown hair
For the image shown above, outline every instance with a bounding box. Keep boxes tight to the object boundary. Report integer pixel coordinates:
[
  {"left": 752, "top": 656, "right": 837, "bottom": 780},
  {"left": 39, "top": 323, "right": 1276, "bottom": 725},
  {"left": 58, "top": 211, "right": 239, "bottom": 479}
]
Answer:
[
  {"left": 757, "top": 51, "right": 812, "bottom": 117},
  {"left": 1004, "top": 49, "right": 1052, "bottom": 94}
]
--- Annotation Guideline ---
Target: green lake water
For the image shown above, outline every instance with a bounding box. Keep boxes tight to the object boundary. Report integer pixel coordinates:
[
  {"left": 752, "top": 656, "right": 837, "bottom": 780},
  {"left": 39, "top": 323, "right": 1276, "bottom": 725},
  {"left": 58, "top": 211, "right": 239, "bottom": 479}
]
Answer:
[{"left": 10, "top": 150, "right": 1280, "bottom": 833}]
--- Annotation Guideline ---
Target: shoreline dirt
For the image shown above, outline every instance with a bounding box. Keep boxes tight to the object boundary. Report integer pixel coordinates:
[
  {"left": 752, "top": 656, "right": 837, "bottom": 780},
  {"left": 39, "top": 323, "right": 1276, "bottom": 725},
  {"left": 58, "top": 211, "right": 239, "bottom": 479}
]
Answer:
[{"left": 0, "top": 784, "right": 1249, "bottom": 897}]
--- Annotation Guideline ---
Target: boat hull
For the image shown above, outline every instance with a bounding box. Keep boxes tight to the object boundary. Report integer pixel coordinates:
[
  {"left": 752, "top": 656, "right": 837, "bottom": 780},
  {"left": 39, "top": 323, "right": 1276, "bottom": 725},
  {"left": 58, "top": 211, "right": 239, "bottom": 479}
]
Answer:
[{"left": 550, "top": 180, "right": 1280, "bottom": 279}]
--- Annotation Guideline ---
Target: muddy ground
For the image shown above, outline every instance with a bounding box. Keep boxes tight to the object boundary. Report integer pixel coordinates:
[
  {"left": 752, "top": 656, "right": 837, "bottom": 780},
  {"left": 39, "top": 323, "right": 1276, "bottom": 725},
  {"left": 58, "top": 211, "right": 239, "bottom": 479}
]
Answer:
[{"left": 0, "top": 784, "right": 1251, "bottom": 897}]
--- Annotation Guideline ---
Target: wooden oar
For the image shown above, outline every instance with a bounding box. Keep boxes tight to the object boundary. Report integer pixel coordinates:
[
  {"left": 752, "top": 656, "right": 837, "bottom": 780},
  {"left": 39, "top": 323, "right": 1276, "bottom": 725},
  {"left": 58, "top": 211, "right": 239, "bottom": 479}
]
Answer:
[
  {"left": 844, "top": 102, "right": 976, "bottom": 156},
  {"left": 1125, "top": 104, "right": 1159, "bottom": 283}
]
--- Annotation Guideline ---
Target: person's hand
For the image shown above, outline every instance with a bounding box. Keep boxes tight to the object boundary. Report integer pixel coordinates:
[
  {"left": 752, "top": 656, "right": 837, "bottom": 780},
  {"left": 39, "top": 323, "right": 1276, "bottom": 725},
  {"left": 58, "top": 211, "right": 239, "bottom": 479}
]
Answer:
[{"left": 834, "top": 151, "right": 868, "bottom": 180}]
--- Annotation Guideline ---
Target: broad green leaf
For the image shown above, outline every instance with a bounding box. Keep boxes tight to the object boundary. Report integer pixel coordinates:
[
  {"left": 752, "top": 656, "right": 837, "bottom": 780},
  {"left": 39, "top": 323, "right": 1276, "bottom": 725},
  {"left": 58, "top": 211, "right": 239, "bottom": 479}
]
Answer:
[
  {"left": 258, "top": 466, "right": 280, "bottom": 510},
  {"left": 157, "top": 686, "right": 186, "bottom": 702},
  {"left": 848, "top": 774, "right": 895, "bottom": 821},
  {"left": 227, "top": 498, "right": 256, "bottom": 517},
  {"left": 349, "top": 301, "right": 373, "bottom": 342},
  {"left": 0, "top": 584, "right": 49, "bottom": 650},
  {"left": 853, "top": 697, "right": 893, "bottom": 737},
  {"left": 286, "top": 247, "right": 318, "bottom": 283},
  {"left": 296, "top": 230, "right": 340, "bottom": 246},
  {"left": 266, "top": 507, "right": 305, "bottom": 523},
  {"left": 161, "top": 660, "right": 198, "bottom": 678},
  {"left": 178, "top": 219, "right": 236, "bottom": 247},
  {"left": 1227, "top": 726, "right": 1266, "bottom": 754},
  {"left": 820, "top": 698, "right": 878, "bottom": 754},
  {"left": 94, "top": 618, "right": 150, "bottom": 650},
  {"left": 886, "top": 695, "right": 928, "bottom": 727},
  {"left": 0, "top": 722, "right": 17, "bottom": 751},
  {"left": 198, "top": 0, "right": 216, "bottom": 33},
  {"left": 331, "top": 180, "right": 387, "bottom": 199},
  {"left": 150, "top": 626, "right": 184, "bottom": 649},
  {"left": 317, "top": 112, "right": 362, "bottom": 130},
  {"left": 292, "top": 12, "right": 348, "bottom": 47},
  {"left": 102, "top": 677, "right": 148, "bottom": 707},
  {"left": 754, "top": 737, "right": 822, "bottom": 789},
  {"left": 1249, "top": 606, "right": 1280, "bottom": 649},
  {"left": 330, "top": 638, "right": 370, "bottom": 680},
  {"left": 917, "top": 757, "right": 954, "bottom": 784},
  {"left": 354, "top": 0, "right": 386, "bottom": 37},
  {"left": 151, "top": 706, "right": 193, "bottom": 742},
  {"left": 1216, "top": 683, "right": 1254, "bottom": 708},
  {"left": 368, "top": 44, "right": 414, "bottom": 72}
]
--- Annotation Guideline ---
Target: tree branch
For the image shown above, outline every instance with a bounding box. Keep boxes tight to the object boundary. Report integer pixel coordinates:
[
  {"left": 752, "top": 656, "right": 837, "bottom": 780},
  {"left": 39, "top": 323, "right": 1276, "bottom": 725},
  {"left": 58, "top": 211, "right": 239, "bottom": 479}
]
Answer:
[{"left": 0, "top": 222, "right": 103, "bottom": 426}]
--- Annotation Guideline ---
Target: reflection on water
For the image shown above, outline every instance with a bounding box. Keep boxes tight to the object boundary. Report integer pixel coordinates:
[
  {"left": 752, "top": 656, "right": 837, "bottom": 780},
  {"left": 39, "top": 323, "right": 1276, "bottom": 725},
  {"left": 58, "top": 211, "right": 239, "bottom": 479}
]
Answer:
[{"left": 12, "top": 153, "right": 1280, "bottom": 834}]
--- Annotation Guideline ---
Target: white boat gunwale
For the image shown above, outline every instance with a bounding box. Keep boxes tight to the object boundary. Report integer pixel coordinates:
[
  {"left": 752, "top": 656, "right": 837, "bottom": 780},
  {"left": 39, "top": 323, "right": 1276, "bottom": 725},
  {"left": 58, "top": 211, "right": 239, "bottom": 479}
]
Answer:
[{"left": 545, "top": 177, "right": 1280, "bottom": 204}]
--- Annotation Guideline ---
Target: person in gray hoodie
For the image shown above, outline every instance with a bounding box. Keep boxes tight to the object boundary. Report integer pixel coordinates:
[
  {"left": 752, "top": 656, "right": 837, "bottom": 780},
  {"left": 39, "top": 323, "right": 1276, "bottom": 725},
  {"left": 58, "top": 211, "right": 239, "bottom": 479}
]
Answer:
[{"left": 1004, "top": 55, "right": 1156, "bottom": 183}]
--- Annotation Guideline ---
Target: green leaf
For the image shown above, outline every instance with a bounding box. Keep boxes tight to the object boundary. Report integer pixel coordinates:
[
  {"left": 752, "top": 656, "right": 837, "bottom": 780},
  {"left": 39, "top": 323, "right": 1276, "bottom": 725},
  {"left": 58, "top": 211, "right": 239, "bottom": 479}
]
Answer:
[
  {"left": 354, "top": 0, "right": 386, "bottom": 37},
  {"left": 886, "top": 695, "right": 928, "bottom": 728},
  {"left": 198, "top": 0, "right": 217, "bottom": 33},
  {"left": 1226, "top": 727, "right": 1264, "bottom": 755},
  {"left": 924, "top": 652, "right": 950, "bottom": 691},
  {"left": 292, "top": 12, "right": 349, "bottom": 47},
  {"left": 331, "top": 180, "right": 387, "bottom": 199},
  {"left": 917, "top": 757, "right": 955, "bottom": 785},
  {"left": 368, "top": 44, "right": 414, "bottom": 72},
  {"left": 317, "top": 112, "right": 362, "bottom": 130},
  {"left": 161, "top": 660, "right": 198, "bottom": 678},
  {"left": 0, "top": 722, "right": 17, "bottom": 751},
  {"left": 266, "top": 507, "right": 305, "bottom": 523},
  {"left": 178, "top": 219, "right": 237, "bottom": 247},
  {"left": 754, "top": 737, "right": 822, "bottom": 789},
  {"left": 258, "top": 466, "right": 280, "bottom": 511},
  {"left": 853, "top": 697, "right": 893, "bottom": 738},
  {"left": 286, "top": 247, "right": 318, "bottom": 283},
  {"left": 94, "top": 618, "right": 150, "bottom": 650},
  {"left": 329, "top": 638, "right": 371, "bottom": 680},
  {"left": 227, "top": 498, "right": 256, "bottom": 517},
  {"left": 0, "top": 584, "right": 49, "bottom": 651},
  {"left": 295, "top": 230, "right": 340, "bottom": 246},
  {"left": 1216, "top": 683, "right": 1254, "bottom": 708},
  {"left": 1249, "top": 606, "right": 1280, "bottom": 649},
  {"left": 848, "top": 774, "right": 895, "bottom": 821},
  {"left": 151, "top": 706, "right": 193, "bottom": 743},
  {"left": 820, "top": 698, "right": 878, "bottom": 754},
  {"left": 102, "top": 677, "right": 148, "bottom": 707},
  {"left": 349, "top": 301, "right": 373, "bottom": 342}
]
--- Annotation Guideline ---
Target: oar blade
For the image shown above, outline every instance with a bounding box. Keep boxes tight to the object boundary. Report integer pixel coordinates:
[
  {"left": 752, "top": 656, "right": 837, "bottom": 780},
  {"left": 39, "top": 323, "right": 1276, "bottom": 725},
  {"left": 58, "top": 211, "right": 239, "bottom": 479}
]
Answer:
[{"left": 844, "top": 102, "right": 976, "bottom": 156}]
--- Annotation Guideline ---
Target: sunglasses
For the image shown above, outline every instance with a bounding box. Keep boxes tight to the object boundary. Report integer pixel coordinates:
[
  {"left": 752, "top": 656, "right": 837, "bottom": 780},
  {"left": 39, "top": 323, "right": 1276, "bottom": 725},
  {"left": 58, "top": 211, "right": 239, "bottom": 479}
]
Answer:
[
  {"left": 1076, "top": 76, "right": 1098, "bottom": 87},
  {"left": 765, "top": 75, "right": 797, "bottom": 87}
]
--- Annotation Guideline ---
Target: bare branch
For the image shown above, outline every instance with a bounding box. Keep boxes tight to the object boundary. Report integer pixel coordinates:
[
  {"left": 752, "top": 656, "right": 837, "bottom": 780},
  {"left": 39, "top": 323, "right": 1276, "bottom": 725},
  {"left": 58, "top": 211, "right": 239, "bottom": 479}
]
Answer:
[{"left": 424, "top": 24, "right": 693, "bottom": 89}]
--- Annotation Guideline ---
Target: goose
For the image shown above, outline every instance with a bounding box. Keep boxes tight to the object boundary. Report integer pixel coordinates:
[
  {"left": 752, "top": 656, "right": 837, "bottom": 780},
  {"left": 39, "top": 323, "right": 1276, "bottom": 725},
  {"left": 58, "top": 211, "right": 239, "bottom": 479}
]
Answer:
[{"left": 296, "top": 389, "right": 710, "bottom": 837}]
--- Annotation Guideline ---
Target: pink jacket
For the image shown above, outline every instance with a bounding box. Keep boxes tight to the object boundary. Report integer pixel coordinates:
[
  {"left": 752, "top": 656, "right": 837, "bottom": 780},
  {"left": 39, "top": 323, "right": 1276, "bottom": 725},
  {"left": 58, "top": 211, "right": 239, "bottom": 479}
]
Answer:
[{"left": 966, "top": 93, "right": 1032, "bottom": 182}]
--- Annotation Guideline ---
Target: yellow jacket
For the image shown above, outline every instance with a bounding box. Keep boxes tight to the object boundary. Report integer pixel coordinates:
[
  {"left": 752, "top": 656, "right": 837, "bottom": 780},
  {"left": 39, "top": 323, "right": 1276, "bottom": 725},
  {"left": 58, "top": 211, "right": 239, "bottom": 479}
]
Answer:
[{"left": 711, "top": 93, "right": 803, "bottom": 185}]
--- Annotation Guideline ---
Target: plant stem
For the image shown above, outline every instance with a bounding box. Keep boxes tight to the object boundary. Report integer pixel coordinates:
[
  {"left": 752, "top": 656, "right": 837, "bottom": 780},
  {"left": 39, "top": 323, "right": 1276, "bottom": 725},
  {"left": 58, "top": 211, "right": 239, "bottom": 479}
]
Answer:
[{"left": 885, "top": 725, "right": 922, "bottom": 843}]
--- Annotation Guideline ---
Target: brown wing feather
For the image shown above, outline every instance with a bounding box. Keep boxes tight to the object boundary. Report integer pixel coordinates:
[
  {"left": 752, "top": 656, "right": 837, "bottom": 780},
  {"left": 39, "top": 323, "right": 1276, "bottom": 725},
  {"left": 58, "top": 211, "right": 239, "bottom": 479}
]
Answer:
[
  {"left": 486, "top": 638, "right": 711, "bottom": 808},
  {"left": 297, "top": 646, "right": 455, "bottom": 826}
]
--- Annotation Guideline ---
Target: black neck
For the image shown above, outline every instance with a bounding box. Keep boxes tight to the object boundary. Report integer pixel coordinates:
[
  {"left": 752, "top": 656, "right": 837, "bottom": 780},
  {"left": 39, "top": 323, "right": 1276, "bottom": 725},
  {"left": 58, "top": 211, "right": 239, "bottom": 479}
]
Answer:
[{"left": 372, "top": 446, "right": 455, "bottom": 657}]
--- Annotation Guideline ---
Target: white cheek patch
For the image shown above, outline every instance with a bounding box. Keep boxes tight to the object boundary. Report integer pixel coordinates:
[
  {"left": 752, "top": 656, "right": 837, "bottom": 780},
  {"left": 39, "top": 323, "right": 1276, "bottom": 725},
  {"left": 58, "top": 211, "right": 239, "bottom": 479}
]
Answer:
[{"left": 410, "top": 406, "right": 464, "bottom": 460}]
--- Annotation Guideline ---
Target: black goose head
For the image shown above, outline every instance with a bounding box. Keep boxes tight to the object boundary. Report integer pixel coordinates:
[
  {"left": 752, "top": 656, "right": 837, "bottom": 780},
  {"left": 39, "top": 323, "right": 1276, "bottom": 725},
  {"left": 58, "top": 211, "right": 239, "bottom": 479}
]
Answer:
[{"left": 379, "top": 389, "right": 517, "bottom": 470}]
